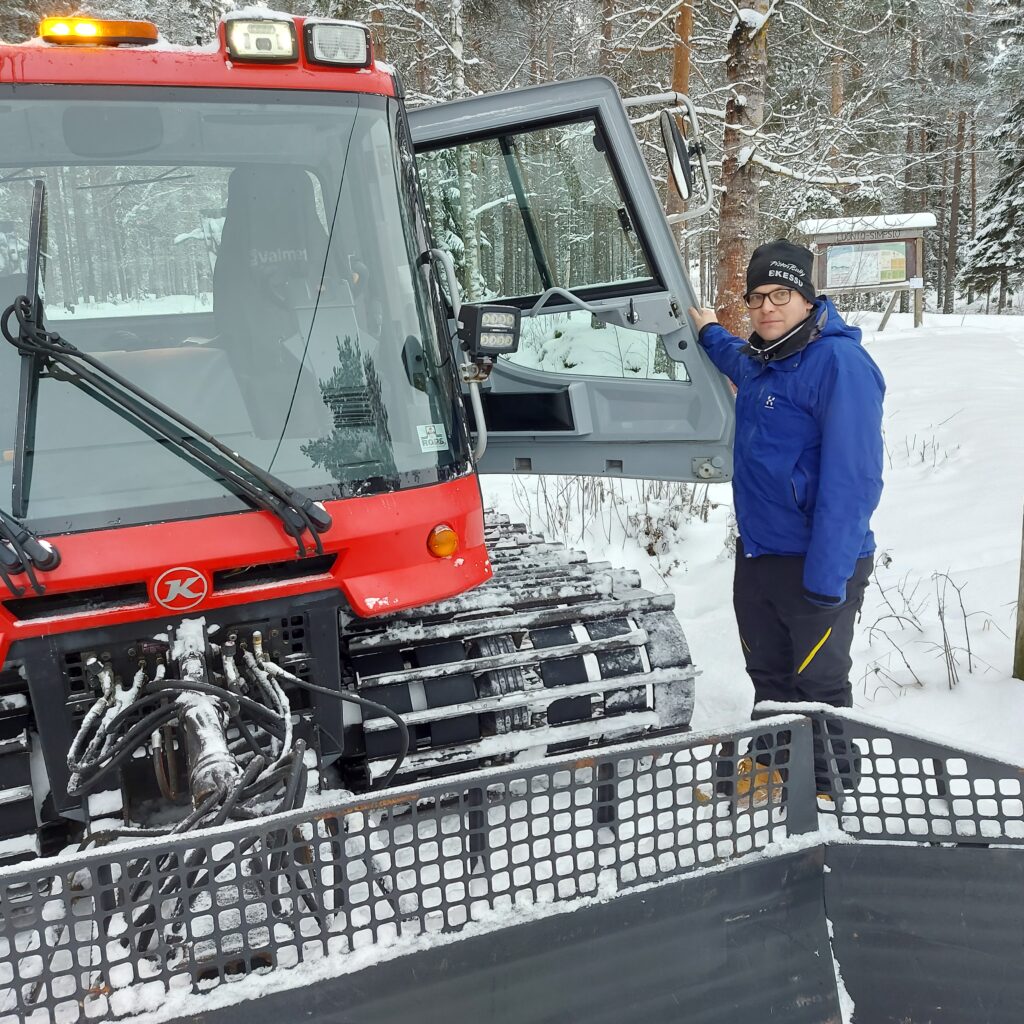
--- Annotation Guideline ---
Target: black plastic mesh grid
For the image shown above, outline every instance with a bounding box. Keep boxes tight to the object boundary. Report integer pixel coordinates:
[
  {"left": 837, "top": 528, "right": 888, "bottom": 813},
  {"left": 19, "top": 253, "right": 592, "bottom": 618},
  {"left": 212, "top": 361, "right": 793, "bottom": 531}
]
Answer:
[
  {"left": 0, "top": 718, "right": 813, "bottom": 1024},
  {"left": 810, "top": 708, "right": 1024, "bottom": 845}
]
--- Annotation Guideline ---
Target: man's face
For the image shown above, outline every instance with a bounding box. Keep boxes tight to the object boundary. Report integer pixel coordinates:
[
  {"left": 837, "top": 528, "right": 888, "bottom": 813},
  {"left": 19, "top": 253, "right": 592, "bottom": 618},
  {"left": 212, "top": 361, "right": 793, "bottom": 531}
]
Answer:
[{"left": 747, "top": 285, "right": 814, "bottom": 341}]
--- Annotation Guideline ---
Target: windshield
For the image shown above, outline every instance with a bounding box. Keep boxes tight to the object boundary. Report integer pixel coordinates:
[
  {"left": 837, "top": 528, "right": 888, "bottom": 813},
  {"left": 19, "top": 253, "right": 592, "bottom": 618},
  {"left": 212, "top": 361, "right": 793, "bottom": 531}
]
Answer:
[{"left": 0, "top": 87, "right": 471, "bottom": 534}]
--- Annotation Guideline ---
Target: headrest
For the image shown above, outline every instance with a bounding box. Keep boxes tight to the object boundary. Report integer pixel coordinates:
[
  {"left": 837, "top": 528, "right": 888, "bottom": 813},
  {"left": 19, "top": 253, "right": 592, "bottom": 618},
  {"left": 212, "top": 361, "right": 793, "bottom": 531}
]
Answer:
[{"left": 220, "top": 164, "right": 328, "bottom": 285}]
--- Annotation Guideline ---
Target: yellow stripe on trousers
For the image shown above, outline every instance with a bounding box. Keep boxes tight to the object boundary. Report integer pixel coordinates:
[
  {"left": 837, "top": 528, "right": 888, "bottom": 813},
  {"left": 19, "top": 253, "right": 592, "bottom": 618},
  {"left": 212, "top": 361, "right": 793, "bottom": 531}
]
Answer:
[{"left": 797, "top": 626, "right": 832, "bottom": 675}]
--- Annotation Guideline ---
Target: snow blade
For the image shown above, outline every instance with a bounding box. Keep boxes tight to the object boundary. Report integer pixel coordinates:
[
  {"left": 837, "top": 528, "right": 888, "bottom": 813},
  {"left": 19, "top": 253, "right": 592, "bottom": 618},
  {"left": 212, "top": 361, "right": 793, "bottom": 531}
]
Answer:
[
  {"left": 221, "top": 847, "right": 840, "bottom": 1024},
  {"left": 826, "top": 844, "right": 1024, "bottom": 1023},
  {"left": 0, "top": 711, "right": 1020, "bottom": 1024}
]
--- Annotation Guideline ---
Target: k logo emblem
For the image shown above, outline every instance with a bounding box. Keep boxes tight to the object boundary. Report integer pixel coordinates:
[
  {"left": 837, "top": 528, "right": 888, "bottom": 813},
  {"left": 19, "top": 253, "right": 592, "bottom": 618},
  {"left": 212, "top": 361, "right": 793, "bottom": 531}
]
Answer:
[{"left": 153, "top": 567, "right": 210, "bottom": 612}]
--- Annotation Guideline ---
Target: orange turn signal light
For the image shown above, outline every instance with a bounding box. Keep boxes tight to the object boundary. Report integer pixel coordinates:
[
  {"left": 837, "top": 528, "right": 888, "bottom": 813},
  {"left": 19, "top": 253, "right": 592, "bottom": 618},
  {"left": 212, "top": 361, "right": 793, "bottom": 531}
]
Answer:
[
  {"left": 426, "top": 524, "right": 459, "bottom": 559},
  {"left": 39, "top": 18, "right": 159, "bottom": 46}
]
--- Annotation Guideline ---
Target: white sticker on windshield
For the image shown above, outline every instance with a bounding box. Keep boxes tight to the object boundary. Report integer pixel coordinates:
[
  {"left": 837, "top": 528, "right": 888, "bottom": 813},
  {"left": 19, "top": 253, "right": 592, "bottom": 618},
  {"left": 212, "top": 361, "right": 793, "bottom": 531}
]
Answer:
[{"left": 417, "top": 423, "right": 449, "bottom": 453}]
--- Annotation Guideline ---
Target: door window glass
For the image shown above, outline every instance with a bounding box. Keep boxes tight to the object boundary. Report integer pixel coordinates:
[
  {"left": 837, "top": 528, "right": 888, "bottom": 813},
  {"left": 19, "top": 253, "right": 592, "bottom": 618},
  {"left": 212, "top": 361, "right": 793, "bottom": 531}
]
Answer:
[
  {"left": 417, "top": 119, "right": 657, "bottom": 301},
  {"left": 517, "top": 310, "right": 686, "bottom": 381},
  {"left": 417, "top": 118, "right": 685, "bottom": 381}
]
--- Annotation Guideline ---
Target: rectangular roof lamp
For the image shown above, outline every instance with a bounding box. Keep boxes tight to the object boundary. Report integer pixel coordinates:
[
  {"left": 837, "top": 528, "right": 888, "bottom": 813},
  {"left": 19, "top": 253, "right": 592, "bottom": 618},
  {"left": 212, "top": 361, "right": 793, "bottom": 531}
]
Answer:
[
  {"left": 304, "top": 20, "right": 372, "bottom": 68},
  {"left": 224, "top": 15, "right": 299, "bottom": 63}
]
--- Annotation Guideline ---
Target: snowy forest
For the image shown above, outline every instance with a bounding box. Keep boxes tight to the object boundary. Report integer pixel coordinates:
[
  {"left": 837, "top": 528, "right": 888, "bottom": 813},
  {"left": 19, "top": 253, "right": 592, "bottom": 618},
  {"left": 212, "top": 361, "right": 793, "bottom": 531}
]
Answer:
[{"left": 2, "top": 0, "right": 1023, "bottom": 324}]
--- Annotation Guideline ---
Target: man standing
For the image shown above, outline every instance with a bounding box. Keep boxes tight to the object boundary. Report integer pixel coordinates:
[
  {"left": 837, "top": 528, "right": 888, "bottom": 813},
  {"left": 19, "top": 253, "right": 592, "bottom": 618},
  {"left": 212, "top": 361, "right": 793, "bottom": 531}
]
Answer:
[{"left": 688, "top": 240, "right": 885, "bottom": 795}]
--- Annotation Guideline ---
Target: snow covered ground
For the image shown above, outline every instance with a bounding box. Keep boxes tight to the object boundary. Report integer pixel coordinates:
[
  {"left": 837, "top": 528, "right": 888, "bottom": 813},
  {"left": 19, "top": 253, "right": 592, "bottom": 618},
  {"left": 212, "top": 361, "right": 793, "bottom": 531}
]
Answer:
[
  {"left": 483, "top": 310, "right": 1024, "bottom": 764},
  {"left": 10, "top": 310, "right": 1019, "bottom": 1024}
]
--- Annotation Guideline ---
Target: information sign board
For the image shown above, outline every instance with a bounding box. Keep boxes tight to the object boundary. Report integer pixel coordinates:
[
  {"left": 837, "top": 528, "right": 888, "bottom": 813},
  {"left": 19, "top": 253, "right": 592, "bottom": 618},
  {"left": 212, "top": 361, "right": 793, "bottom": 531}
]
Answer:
[{"left": 825, "top": 241, "right": 909, "bottom": 290}]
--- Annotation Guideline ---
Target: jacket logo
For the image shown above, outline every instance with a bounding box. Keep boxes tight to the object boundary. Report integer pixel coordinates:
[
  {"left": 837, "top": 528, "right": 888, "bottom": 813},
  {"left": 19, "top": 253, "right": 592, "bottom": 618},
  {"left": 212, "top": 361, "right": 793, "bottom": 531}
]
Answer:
[
  {"left": 153, "top": 567, "right": 210, "bottom": 612},
  {"left": 764, "top": 394, "right": 776, "bottom": 408}
]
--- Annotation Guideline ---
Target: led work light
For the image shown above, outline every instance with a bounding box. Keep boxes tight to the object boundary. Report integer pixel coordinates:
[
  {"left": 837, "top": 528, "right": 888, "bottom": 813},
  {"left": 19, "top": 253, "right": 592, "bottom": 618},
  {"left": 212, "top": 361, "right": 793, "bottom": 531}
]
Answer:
[
  {"left": 304, "top": 20, "right": 372, "bottom": 68},
  {"left": 225, "top": 17, "right": 298, "bottom": 63},
  {"left": 457, "top": 304, "right": 522, "bottom": 372}
]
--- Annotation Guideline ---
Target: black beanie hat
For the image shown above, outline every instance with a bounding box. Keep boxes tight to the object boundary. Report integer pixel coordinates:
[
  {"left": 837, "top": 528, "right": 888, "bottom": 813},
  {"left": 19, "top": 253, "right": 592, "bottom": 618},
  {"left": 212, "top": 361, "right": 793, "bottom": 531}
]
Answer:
[{"left": 746, "top": 240, "right": 816, "bottom": 303}]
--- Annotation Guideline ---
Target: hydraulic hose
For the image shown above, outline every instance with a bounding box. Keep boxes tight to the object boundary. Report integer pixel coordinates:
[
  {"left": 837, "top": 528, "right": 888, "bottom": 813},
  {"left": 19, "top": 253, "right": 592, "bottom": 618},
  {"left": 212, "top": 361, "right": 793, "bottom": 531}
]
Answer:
[{"left": 261, "top": 661, "right": 410, "bottom": 789}]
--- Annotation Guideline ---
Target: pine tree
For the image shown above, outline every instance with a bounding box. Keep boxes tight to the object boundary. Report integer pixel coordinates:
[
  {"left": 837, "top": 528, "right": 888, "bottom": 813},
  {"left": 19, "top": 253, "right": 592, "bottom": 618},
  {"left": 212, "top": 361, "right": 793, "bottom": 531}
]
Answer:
[
  {"left": 959, "top": 0, "right": 1024, "bottom": 309},
  {"left": 184, "top": 0, "right": 235, "bottom": 45}
]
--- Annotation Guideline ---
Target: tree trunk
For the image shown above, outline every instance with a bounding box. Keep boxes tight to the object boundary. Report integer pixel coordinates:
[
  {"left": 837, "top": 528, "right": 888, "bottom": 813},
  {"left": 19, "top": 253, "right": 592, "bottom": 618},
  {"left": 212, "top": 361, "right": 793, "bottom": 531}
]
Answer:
[
  {"left": 45, "top": 168, "right": 76, "bottom": 308},
  {"left": 656, "top": 1, "right": 694, "bottom": 380},
  {"left": 666, "top": 1, "right": 694, "bottom": 234},
  {"left": 935, "top": 148, "right": 948, "bottom": 310},
  {"left": 829, "top": 52, "right": 844, "bottom": 169},
  {"left": 967, "top": 115, "right": 977, "bottom": 305},
  {"left": 599, "top": 0, "right": 615, "bottom": 75},
  {"left": 942, "top": 110, "right": 966, "bottom": 315},
  {"left": 449, "top": 0, "right": 480, "bottom": 298},
  {"left": 714, "top": 3, "right": 770, "bottom": 335},
  {"left": 449, "top": 0, "right": 466, "bottom": 98},
  {"left": 369, "top": 9, "right": 387, "bottom": 62},
  {"left": 414, "top": 0, "right": 430, "bottom": 96},
  {"left": 900, "top": 78, "right": 914, "bottom": 321},
  {"left": 70, "top": 167, "right": 94, "bottom": 303},
  {"left": 943, "top": 5, "right": 973, "bottom": 314},
  {"left": 699, "top": 229, "right": 708, "bottom": 305}
]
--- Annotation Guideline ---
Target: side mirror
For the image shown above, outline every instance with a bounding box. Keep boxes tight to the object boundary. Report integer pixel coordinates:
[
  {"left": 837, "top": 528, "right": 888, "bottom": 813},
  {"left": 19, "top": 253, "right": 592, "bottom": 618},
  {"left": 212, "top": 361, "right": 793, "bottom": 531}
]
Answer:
[
  {"left": 660, "top": 110, "right": 694, "bottom": 201},
  {"left": 401, "top": 335, "right": 427, "bottom": 391},
  {"left": 456, "top": 304, "right": 521, "bottom": 368}
]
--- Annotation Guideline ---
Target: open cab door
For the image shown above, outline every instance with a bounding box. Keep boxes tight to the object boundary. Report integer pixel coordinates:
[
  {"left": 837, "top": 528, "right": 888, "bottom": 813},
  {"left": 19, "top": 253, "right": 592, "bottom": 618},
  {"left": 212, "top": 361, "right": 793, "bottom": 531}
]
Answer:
[{"left": 409, "top": 77, "right": 734, "bottom": 482}]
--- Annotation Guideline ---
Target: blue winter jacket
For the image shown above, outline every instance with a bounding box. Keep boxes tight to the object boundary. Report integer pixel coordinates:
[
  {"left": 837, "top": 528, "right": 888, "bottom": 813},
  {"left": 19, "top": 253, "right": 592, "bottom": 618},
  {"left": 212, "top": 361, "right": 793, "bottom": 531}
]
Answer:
[{"left": 699, "top": 297, "right": 885, "bottom": 603}]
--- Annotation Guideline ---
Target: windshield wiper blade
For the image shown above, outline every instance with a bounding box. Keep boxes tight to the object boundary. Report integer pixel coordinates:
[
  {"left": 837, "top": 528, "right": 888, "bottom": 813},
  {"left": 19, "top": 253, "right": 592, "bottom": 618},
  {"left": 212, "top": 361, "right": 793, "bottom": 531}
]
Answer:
[
  {"left": 0, "top": 178, "right": 59, "bottom": 596},
  {"left": 8, "top": 312, "right": 333, "bottom": 556},
  {"left": 9, "top": 179, "right": 46, "bottom": 520},
  {"left": 1, "top": 190, "right": 332, "bottom": 560}
]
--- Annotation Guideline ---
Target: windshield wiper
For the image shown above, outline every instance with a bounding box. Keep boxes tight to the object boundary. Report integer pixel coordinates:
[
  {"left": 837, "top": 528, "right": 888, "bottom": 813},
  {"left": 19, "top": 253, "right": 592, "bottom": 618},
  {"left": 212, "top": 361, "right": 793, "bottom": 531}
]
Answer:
[
  {"left": 10, "top": 179, "right": 46, "bottom": 520},
  {"left": 0, "top": 179, "right": 60, "bottom": 595},
  {"left": 1, "top": 181, "right": 332, "bottom": 563},
  {"left": 0, "top": 507, "right": 60, "bottom": 596}
]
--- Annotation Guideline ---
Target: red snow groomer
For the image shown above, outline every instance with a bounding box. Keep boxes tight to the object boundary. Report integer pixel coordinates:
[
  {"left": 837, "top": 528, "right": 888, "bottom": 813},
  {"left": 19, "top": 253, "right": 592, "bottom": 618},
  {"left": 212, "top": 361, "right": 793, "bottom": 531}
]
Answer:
[
  {"left": 0, "top": 13, "right": 726, "bottom": 874},
  {"left": 0, "top": 15, "right": 1019, "bottom": 1024}
]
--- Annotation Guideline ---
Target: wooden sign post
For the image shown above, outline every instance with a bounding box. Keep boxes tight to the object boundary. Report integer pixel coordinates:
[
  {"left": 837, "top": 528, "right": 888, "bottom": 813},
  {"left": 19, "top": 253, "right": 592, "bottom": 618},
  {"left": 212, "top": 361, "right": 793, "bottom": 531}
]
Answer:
[{"left": 796, "top": 214, "right": 936, "bottom": 331}]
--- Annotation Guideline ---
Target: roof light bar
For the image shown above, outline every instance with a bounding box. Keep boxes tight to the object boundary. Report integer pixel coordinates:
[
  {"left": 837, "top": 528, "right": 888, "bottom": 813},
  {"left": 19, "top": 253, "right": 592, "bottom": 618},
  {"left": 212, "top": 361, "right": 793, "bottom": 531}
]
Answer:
[
  {"left": 225, "top": 17, "right": 298, "bottom": 64},
  {"left": 38, "top": 17, "right": 159, "bottom": 46},
  {"left": 304, "top": 20, "right": 372, "bottom": 68}
]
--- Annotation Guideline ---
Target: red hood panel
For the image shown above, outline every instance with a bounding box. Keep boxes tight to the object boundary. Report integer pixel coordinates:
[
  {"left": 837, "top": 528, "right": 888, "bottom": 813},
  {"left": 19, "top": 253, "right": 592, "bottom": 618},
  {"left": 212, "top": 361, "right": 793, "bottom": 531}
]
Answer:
[{"left": 0, "top": 476, "right": 490, "bottom": 666}]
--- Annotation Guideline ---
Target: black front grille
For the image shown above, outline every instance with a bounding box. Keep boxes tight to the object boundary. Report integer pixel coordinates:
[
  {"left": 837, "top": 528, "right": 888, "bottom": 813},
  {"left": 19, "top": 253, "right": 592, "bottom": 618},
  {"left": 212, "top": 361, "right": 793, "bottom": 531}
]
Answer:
[
  {"left": 4, "top": 583, "right": 149, "bottom": 621},
  {"left": 213, "top": 554, "right": 337, "bottom": 591}
]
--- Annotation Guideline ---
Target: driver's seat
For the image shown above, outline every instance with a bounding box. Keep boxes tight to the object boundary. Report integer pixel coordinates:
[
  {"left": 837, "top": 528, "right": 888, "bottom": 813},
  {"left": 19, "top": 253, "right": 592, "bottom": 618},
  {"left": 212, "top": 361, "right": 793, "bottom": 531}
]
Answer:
[{"left": 212, "top": 165, "right": 333, "bottom": 439}]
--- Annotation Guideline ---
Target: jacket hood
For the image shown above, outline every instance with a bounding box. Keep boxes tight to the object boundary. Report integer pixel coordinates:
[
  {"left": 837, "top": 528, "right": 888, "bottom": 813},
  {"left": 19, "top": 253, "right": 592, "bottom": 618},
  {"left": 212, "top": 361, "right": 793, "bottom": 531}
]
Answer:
[{"left": 815, "top": 296, "right": 862, "bottom": 345}]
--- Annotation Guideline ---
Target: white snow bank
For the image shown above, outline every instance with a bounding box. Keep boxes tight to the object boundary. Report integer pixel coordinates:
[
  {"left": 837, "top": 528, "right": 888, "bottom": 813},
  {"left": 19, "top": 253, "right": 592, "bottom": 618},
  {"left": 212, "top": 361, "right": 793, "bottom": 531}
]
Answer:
[{"left": 482, "top": 311, "right": 1024, "bottom": 764}]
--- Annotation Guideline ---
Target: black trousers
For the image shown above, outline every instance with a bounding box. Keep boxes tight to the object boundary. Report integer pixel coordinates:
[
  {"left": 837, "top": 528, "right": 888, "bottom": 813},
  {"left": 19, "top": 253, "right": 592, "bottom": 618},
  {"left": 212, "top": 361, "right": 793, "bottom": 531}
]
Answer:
[{"left": 733, "top": 537, "right": 873, "bottom": 790}]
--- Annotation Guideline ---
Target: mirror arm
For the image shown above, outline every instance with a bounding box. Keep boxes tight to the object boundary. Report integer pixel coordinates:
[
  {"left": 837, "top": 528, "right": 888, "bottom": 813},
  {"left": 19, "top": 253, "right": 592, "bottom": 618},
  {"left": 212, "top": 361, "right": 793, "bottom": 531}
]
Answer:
[
  {"left": 625, "top": 91, "right": 714, "bottom": 222},
  {"left": 671, "top": 93, "right": 714, "bottom": 222},
  {"left": 426, "top": 246, "right": 462, "bottom": 319},
  {"left": 423, "top": 247, "right": 488, "bottom": 462}
]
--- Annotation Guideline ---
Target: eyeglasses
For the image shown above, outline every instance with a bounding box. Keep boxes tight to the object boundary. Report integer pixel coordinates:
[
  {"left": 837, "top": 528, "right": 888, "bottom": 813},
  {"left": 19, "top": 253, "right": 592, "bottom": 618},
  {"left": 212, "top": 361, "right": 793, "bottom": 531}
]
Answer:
[{"left": 744, "top": 288, "right": 793, "bottom": 309}]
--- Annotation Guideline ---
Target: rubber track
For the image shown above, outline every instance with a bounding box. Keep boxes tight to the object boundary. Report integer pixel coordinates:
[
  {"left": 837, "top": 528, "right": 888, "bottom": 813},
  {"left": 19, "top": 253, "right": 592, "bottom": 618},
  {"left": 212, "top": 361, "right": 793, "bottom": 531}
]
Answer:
[{"left": 346, "top": 512, "right": 695, "bottom": 783}]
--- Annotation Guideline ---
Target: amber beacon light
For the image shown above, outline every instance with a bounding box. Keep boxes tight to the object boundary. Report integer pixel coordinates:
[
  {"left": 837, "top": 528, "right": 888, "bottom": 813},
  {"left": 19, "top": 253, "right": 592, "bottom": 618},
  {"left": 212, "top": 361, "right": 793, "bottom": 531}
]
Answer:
[{"left": 38, "top": 18, "right": 159, "bottom": 45}]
